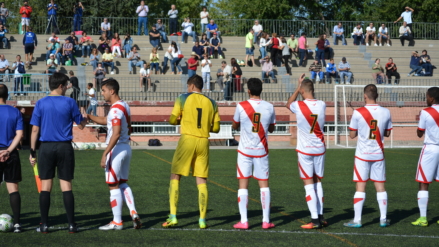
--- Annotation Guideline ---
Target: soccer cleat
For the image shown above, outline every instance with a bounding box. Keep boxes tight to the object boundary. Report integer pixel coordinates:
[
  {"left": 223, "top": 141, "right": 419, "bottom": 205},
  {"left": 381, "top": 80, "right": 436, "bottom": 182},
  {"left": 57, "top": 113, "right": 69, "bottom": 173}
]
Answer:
[
  {"left": 99, "top": 221, "right": 123, "bottom": 230},
  {"left": 13, "top": 223, "right": 22, "bottom": 233},
  {"left": 69, "top": 223, "right": 79, "bottom": 233},
  {"left": 262, "top": 222, "right": 275, "bottom": 229},
  {"left": 199, "top": 218, "right": 208, "bottom": 229},
  {"left": 37, "top": 223, "right": 49, "bottom": 233},
  {"left": 301, "top": 222, "right": 322, "bottom": 229},
  {"left": 343, "top": 219, "right": 362, "bottom": 228},
  {"left": 411, "top": 217, "right": 428, "bottom": 227},
  {"left": 380, "top": 219, "right": 390, "bottom": 227},
  {"left": 233, "top": 221, "right": 249, "bottom": 229},
  {"left": 131, "top": 212, "right": 142, "bottom": 229},
  {"left": 319, "top": 215, "right": 328, "bottom": 227},
  {"left": 162, "top": 215, "right": 178, "bottom": 228}
]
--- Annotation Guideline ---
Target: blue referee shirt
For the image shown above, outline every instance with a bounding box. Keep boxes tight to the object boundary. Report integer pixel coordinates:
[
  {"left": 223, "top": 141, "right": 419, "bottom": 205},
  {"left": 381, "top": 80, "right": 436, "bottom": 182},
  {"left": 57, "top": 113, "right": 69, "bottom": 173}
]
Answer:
[
  {"left": 0, "top": 105, "right": 23, "bottom": 148},
  {"left": 30, "top": 95, "right": 84, "bottom": 142},
  {"left": 23, "top": 31, "right": 37, "bottom": 46}
]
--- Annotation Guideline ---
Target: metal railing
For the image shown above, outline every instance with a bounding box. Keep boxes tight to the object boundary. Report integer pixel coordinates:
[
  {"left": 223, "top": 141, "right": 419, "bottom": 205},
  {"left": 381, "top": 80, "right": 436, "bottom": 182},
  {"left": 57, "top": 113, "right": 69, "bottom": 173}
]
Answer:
[{"left": 5, "top": 73, "right": 51, "bottom": 100}]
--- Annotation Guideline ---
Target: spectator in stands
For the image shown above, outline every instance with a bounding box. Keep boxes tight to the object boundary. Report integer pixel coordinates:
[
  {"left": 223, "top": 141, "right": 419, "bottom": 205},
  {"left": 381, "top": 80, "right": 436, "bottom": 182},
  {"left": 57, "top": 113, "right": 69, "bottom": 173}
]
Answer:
[
  {"left": 136, "top": 1, "right": 148, "bottom": 36},
  {"left": 298, "top": 32, "right": 307, "bottom": 67},
  {"left": 371, "top": 58, "right": 386, "bottom": 83},
  {"left": 268, "top": 33, "right": 281, "bottom": 67},
  {"left": 90, "top": 48, "right": 100, "bottom": 70},
  {"left": 149, "top": 25, "right": 161, "bottom": 48},
  {"left": 98, "top": 32, "right": 110, "bottom": 54},
  {"left": 111, "top": 32, "right": 122, "bottom": 58},
  {"left": 192, "top": 41, "right": 204, "bottom": 58},
  {"left": 315, "top": 34, "right": 326, "bottom": 67},
  {"left": 385, "top": 58, "right": 400, "bottom": 84},
  {"left": 187, "top": 51, "right": 200, "bottom": 77},
  {"left": 365, "top": 23, "right": 377, "bottom": 46},
  {"left": 394, "top": 6, "right": 414, "bottom": 36},
  {"left": 333, "top": 22, "right": 346, "bottom": 45},
  {"left": 170, "top": 42, "right": 182, "bottom": 75},
  {"left": 0, "top": 2, "right": 9, "bottom": 26},
  {"left": 279, "top": 37, "right": 291, "bottom": 75},
  {"left": 167, "top": 5, "right": 178, "bottom": 35},
  {"left": 252, "top": 20, "right": 263, "bottom": 45},
  {"left": 66, "top": 31, "right": 79, "bottom": 54},
  {"left": 0, "top": 24, "right": 7, "bottom": 49},
  {"left": 259, "top": 32, "right": 269, "bottom": 59},
  {"left": 309, "top": 60, "right": 323, "bottom": 83},
  {"left": 200, "top": 34, "right": 210, "bottom": 55},
  {"left": 408, "top": 51, "right": 422, "bottom": 76},
  {"left": 325, "top": 59, "right": 339, "bottom": 84},
  {"left": 222, "top": 61, "right": 233, "bottom": 99},
  {"left": 68, "top": 70, "right": 80, "bottom": 106},
  {"left": 201, "top": 54, "right": 212, "bottom": 92},
  {"left": 181, "top": 18, "right": 196, "bottom": 44},
  {"left": 139, "top": 63, "right": 151, "bottom": 92},
  {"left": 231, "top": 58, "right": 242, "bottom": 92},
  {"left": 127, "top": 46, "right": 143, "bottom": 74},
  {"left": 84, "top": 83, "right": 97, "bottom": 116},
  {"left": 260, "top": 56, "right": 275, "bottom": 83},
  {"left": 79, "top": 31, "right": 93, "bottom": 58},
  {"left": 62, "top": 38, "right": 75, "bottom": 65},
  {"left": 245, "top": 29, "right": 255, "bottom": 67},
  {"left": 420, "top": 50, "right": 433, "bottom": 75},
  {"left": 163, "top": 42, "right": 173, "bottom": 74},
  {"left": 45, "top": 39, "right": 60, "bottom": 61},
  {"left": 11, "top": 55, "right": 24, "bottom": 95},
  {"left": 0, "top": 54, "right": 9, "bottom": 80},
  {"left": 154, "top": 19, "right": 167, "bottom": 43},
  {"left": 45, "top": 53, "right": 58, "bottom": 74},
  {"left": 207, "top": 19, "right": 221, "bottom": 39},
  {"left": 73, "top": 2, "right": 84, "bottom": 31},
  {"left": 47, "top": 0, "right": 58, "bottom": 33},
  {"left": 94, "top": 62, "right": 106, "bottom": 89},
  {"left": 20, "top": 1, "right": 32, "bottom": 33},
  {"left": 399, "top": 22, "right": 413, "bottom": 46},
  {"left": 352, "top": 23, "right": 363, "bottom": 45},
  {"left": 122, "top": 33, "right": 133, "bottom": 58},
  {"left": 209, "top": 33, "right": 224, "bottom": 59},
  {"left": 200, "top": 6, "right": 209, "bottom": 34},
  {"left": 339, "top": 57, "right": 352, "bottom": 84},
  {"left": 47, "top": 32, "right": 59, "bottom": 43},
  {"left": 378, "top": 23, "right": 391, "bottom": 46},
  {"left": 322, "top": 34, "right": 334, "bottom": 60},
  {"left": 216, "top": 61, "right": 229, "bottom": 92},
  {"left": 100, "top": 18, "right": 111, "bottom": 38},
  {"left": 23, "top": 26, "right": 37, "bottom": 69},
  {"left": 287, "top": 33, "right": 298, "bottom": 59},
  {"left": 102, "top": 48, "right": 115, "bottom": 74},
  {"left": 150, "top": 47, "right": 161, "bottom": 74}
]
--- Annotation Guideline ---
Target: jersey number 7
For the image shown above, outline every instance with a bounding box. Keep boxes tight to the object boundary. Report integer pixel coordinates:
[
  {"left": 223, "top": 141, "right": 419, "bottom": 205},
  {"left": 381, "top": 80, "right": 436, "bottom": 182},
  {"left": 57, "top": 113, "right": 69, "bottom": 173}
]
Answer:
[{"left": 310, "top": 114, "right": 318, "bottom": 133}]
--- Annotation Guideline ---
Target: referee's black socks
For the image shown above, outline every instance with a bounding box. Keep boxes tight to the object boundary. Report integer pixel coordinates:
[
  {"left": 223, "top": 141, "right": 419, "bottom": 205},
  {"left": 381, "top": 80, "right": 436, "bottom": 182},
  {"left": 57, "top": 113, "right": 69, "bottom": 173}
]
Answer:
[
  {"left": 40, "top": 191, "right": 51, "bottom": 224},
  {"left": 9, "top": 192, "right": 21, "bottom": 224},
  {"left": 63, "top": 191, "right": 75, "bottom": 225}
]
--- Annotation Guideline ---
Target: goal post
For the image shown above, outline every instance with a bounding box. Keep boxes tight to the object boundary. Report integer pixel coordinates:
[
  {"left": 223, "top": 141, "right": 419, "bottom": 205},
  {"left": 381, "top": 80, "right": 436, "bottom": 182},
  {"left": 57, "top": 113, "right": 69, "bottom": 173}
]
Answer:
[{"left": 334, "top": 85, "right": 432, "bottom": 149}]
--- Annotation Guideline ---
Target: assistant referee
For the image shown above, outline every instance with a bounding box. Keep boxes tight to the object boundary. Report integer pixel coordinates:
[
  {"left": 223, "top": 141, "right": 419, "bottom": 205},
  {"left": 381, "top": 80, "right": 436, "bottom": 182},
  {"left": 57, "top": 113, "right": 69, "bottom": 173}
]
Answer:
[
  {"left": 0, "top": 84, "right": 23, "bottom": 233},
  {"left": 29, "top": 72, "right": 87, "bottom": 234}
]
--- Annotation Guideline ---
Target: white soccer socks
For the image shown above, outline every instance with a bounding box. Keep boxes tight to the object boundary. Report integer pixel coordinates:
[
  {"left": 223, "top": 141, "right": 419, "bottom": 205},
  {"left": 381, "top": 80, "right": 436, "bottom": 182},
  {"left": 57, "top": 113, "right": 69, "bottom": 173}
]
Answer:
[
  {"left": 418, "top": 190, "right": 429, "bottom": 217},
  {"left": 377, "top": 191, "right": 388, "bottom": 220},
  {"left": 304, "top": 184, "right": 318, "bottom": 219},
  {"left": 260, "top": 188, "right": 271, "bottom": 223},
  {"left": 120, "top": 183, "right": 138, "bottom": 216},
  {"left": 110, "top": 189, "right": 123, "bottom": 223},
  {"left": 314, "top": 182, "right": 324, "bottom": 216},
  {"left": 237, "top": 189, "right": 248, "bottom": 223},
  {"left": 353, "top": 192, "right": 366, "bottom": 222}
]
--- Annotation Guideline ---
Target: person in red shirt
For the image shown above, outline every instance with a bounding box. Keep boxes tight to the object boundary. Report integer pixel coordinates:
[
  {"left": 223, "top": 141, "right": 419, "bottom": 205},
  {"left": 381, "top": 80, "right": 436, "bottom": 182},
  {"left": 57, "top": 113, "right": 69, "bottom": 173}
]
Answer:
[
  {"left": 385, "top": 57, "right": 400, "bottom": 84},
  {"left": 269, "top": 33, "right": 280, "bottom": 67},
  {"left": 187, "top": 52, "right": 200, "bottom": 78},
  {"left": 20, "top": 1, "right": 32, "bottom": 33}
]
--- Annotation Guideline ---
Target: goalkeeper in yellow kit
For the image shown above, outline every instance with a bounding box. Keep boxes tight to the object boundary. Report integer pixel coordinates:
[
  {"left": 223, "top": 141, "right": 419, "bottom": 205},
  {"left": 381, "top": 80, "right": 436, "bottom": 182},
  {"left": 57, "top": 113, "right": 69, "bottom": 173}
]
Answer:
[{"left": 162, "top": 75, "right": 221, "bottom": 229}]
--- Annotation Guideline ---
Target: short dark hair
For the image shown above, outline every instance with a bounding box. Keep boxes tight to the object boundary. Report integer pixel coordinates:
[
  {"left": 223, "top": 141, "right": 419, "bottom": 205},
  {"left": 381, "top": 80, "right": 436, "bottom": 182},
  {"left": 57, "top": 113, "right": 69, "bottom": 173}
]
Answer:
[
  {"left": 301, "top": 79, "right": 314, "bottom": 93},
  {"left": 187, "top": 74, "right": 203, "bottom": 90},
  {"left": 0, "top": 83, "right": 7, "bottom": 101},
  {"left": 49, "top": 72, "right": 69, "bottom": 91},
  {"left": 69, "top": 70, "right": 74, "bottom": 76},
  {"left": 364, "top": 84, "right": 378, "bottom": 100},
  {"left": 247, "top": 78, "right": 263, "bottom": 96},
  {"left": 87, "top": 83, "right": 93, "bottom": 88},
  {"left": 427, "top": 87, "right": 439, "bottom": 103},
  {"left": 102, "top": 78, "right": 120, "bottom": 94}
]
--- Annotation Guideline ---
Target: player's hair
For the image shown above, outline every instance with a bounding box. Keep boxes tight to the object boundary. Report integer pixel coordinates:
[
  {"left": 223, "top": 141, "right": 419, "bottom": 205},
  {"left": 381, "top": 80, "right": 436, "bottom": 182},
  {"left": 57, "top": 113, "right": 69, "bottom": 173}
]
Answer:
[
  {"left": 49, "top": 72, "right": 69, "bottom": 91},
  {"left": 427, "top": 87, "right": 439, "bottom": 103},
  {"left": 102, "top": 78, "right": 120, "bottom": 94},
  {"left": 69, "top": 70, "right": 74, "bottom": 76},
  {"left": 87, "top": 83, "right": 93, "bottom": 88},
  {"left": 187, "top": 74, "right": 203, "bottom": 90},
  {"left": 301, "top": 79, "right": 314, "bottom": 93},
  {"left": 364, "top": 84, "right": 378, "bottom": 100},
  {"left": 247, "top": 78, "right": 263, "bottom": 96},
  {"left": 0, "top": 83, "right": 7, "bottom": 101}
]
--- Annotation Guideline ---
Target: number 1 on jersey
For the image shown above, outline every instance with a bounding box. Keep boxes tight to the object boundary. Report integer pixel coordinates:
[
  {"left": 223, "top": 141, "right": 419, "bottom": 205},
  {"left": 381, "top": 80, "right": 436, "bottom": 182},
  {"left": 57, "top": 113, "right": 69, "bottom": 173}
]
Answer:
[
  {"left": 310, "top": 114, "right": 318, "bottom": 133},
  {"left": 252, "top": 113, "right": 261, "bottom": 133},
  {"left": 369, "top": 119, "right": 378, "bottom": 139},
  {"left": 196, "top": 108, "right": 202, "bottom": 129}
]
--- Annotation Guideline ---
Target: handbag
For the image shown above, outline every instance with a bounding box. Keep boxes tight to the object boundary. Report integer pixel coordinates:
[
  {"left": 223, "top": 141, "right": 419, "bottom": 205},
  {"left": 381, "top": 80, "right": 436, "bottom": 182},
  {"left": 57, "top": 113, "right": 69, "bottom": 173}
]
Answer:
[{"left": 178, "top": 54, "right": 184, "bottom": 59}]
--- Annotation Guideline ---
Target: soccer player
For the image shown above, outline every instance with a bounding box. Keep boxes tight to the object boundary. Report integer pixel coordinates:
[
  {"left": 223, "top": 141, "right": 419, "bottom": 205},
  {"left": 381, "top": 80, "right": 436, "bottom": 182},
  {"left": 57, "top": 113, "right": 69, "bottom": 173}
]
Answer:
[
  {"left": 344, "top": 84, "right": 392, "bottom": 228},
  {"left": 29, "top": 73, "right": 87, "bottom": 233},
  {"left": 87, "top": 79, "right": 141, "bottom": 230},
  {"left": 162, "top": 75, "right": 221, "bottom": 229},
  {"left": 286, "top": 73, "right": 327, "bottom": 229},
  {"left": 232, "top": 78, "right": 276, "bottom": 230},
  {"left": 0, "top": 84, "right": 23, "bottom": 233},
  {"left": 411, "top": 87, "right": 439, "bottom": 227}
]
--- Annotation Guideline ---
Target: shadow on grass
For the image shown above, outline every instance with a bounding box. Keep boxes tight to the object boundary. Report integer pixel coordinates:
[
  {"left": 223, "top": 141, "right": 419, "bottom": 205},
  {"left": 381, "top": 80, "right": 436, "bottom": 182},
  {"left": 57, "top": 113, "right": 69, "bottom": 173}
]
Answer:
[
  {"left": 386, "top": 207, "right": 420, "bottom": 225},
  {"left": 327, "top": 206, "right": 377, "bottom": 225},
  {"left": 139, "top": 210, "right": 209, "bottom": 229}
]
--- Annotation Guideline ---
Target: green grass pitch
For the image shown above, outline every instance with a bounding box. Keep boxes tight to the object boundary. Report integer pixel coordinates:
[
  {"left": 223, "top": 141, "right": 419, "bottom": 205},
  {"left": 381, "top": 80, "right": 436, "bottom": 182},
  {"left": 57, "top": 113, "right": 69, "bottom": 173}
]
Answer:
[{"left": 0, "top": 148, "right": 438, "bottom": 246}]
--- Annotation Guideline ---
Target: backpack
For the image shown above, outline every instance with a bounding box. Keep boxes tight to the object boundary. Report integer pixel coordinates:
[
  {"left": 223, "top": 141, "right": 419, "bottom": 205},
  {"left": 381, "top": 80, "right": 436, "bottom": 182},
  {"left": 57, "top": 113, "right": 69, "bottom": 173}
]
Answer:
[
  {"left": 17, "top": 62, "right": 25, "bottom": 73},
  {"left": 148, "top": 139, "right": 162, "bottom": 146}
]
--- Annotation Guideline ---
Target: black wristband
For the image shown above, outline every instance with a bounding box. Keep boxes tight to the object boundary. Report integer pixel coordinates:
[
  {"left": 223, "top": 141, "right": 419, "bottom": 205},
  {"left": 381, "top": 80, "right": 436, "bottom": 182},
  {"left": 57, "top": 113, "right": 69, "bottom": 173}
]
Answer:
[{"left": 30, "top": 149, "right": 36, "bottom": 158}]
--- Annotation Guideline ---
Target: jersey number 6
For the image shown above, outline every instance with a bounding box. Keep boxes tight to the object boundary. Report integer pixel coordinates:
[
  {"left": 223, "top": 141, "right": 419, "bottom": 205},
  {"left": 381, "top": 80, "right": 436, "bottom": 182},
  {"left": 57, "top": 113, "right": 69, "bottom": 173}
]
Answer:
[{"left": 369, "top": 119, "right": 378, "bottom": 139}]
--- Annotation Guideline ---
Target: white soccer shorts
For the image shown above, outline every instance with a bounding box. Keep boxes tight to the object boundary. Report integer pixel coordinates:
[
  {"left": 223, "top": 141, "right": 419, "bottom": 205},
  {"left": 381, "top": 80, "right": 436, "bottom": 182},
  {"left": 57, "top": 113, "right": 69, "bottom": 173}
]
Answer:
[
  {"left": 105, "top": 143, "right": 132, "bottom": 184},
  {"left": 416, "top": 145, "right": 439, "bottom": 183},
  {"left": 236, "top": 153, "right": 269, "bottom": 180},
  {"left": 353, "top": 158, "right": 386, "bottom": 182},
  {"left": 21, "top": 18, "right": 30, "bottom": 26},
  {"left": 297, "top": 153, "right": 325, "bottom": 180}
]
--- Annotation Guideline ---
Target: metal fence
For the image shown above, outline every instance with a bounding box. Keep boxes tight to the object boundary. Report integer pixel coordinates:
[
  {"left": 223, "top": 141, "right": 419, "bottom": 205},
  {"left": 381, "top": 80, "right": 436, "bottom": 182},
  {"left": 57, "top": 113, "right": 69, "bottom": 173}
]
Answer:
[
  {"left": 5, "top": 16, "right": 439, "bottom": 40},
  {"left": 4, "top": 73, "right": 50, "bottom": 100}
]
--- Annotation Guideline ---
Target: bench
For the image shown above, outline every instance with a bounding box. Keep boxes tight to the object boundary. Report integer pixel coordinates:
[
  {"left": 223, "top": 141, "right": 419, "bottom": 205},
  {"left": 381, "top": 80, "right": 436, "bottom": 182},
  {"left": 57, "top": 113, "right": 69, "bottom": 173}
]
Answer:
[{"left": 209, "top": 124, "right": 234, "bottom": 146}]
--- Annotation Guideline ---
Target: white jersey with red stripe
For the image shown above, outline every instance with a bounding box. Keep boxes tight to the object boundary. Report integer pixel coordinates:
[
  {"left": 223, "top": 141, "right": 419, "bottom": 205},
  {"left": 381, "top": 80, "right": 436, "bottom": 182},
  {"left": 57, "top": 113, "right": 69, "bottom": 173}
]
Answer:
[
  {"left": 418, "top": 105, "right": 439, "bottom": 146},
  {"left": 106, "top": 100, "right": 131, "bottom": 145},
  {"left": 233, "top": 99, "right": 276, "bottom": 157},
  {"left": 289, "top": 99, "right": 326, "bottom": 155},
  {"left": 349, "top": 104, "right": 392, "bottom": 161}
]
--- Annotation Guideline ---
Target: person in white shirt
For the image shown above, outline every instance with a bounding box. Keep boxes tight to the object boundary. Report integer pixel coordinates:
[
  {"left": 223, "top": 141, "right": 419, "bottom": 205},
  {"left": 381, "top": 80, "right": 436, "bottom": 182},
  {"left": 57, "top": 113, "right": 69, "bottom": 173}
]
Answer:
[
  {"left": 232, "top": 78, "right": 276, "bottom": 230},
  {"left": 344, "top": 84, "right": 392, "bottom": 228},
  {"left": 201, "top": 54, "right": 212, "bottom": 92},
  {"left": 167, "top": 4, "right": 178, "bottom": 35},
  {"left": 252, "top": 20, "right": 263, "bottom": 45},
  {"left": 11, "top": 55, "right": 25, "bottom": 95},
  {"left": 136, "top": 1, "right": 149, "bottom": 36},
  {"left": 352, "top": 23, "right": 363, "bottom": 45},
  {"left": 181, "top": 18, "right": 196, "bottom": 44},
  {"left": 0, "top": 54, "right": 9, "bottom": 80},
  {"left": 378, "top": 23, "right": 391, "bottom": 46},
  {"left": 100, "top": 18, "right": 111, "bottom": 38},
  {"left": 394, "top": 6, "right": 414, "bottom": 35},
  {"left": 139, "top": 62, "right": 151, "bottom": 92},
  {"left": 200, "top": 6, "right": 209, "bottom": 34},
  {"left": 84, "top": 83, "right": 97, "bottom": 116},
  {"left": 365, "top": 23, "right": 377, "bottom": 46}
]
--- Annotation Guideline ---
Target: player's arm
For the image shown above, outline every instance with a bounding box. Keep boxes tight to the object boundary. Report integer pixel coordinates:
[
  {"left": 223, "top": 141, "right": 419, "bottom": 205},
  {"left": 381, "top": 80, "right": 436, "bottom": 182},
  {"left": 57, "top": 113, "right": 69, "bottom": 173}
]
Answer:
[
  {"left": 286, "top": 73, "right": 305, "bottom": 109},
  {"left": 0, "top": 130, "right": 23, "bottom": 161},
  {"left": 88, "top": 114, "right": 107, "bottom": 125},
  {"left": 29, "top": 125, "right": 40, "bottom": 166},
  {"left": 232, "top": 121, "right": 239, "bottom": 130},
  {"left": 349, "top": 130, "right": 358, "bottom": 139},
  {"left": 268, "top": 124, "right": 275, "bottom": 133},
  {"left": 210, "top": 121, "right": 220, "bottom": 133},
  {"left": 169, "top": 114, "right": 180, "bottom": 125},
  {"left": 417, "top": 129, "right": 424, "bottom": 138},
  {"left": 100, "top": 125, "right": 121, "bottom": 168},
  {"left": 169, "top": 96, "right": 182, "bottom": 125},
  {"left": 384, "top": 130, "right": 391, "bottom": 137}
]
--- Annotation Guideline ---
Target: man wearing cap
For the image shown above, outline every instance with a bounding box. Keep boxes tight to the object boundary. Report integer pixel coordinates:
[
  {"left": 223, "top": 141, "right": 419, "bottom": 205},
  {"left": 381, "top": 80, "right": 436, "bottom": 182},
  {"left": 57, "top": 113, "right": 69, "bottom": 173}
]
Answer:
[
  {"left": 209, "top": 32, "right": 224, "bottom": 59},
  {"left": 62, "top": 38, "right": 75, "bottom": 65},
  {"left": 46, "top": 39, "right": 60, "bottom": 61},
  {"left": 46, "top": 53, "right": 58, "bottom": 74},
  {"left": 338, "top": 57, "right": 352, "bottom": 84},
  {"left": 102, "top": 47, "right": 115, "bottom": 74},
  {"left": 187, "top": 52, "right": 200, "bottom": 77}
]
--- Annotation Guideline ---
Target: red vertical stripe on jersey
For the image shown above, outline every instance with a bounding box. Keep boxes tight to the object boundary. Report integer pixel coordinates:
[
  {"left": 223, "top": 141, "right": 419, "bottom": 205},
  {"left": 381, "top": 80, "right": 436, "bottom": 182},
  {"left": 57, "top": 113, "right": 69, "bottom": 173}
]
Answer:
[
  {"left": 356, "top": 107, "right": 384, "bottom": 153},
  {"left": 240, "top": 101, "right": 268, "bottom": 154},
  {"left": 297, "top": 101, "right": 325, "bottom": 143},
  {"left": 111, "top": 103, "right": 132, "bottom": 135},
  {"left": 423, "top": 107, "right": 439, "bottom": 127}
]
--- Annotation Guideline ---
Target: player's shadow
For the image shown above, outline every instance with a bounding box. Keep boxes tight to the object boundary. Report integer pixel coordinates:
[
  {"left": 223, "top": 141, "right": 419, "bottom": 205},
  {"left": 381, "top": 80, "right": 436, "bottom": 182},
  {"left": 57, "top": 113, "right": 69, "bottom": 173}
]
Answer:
[
  {"left": 378, "top": 207, "right": 420, "bottom": 226},
  {"left": 326, "top": 207, "right": 377, "bottom": 225},
  {"left": 269, "top": 207, "right": 312, "bottom": 227},
  {"left": 139, "top": 210, "right": 207, "bottom": 229},
  {"left": 74, "top": 211, "right": 114, "bottom": 228},
  {"left": 207, "top": 209, "right": 265, "bottom": 228},
  {"left": 17, "top": 212, "right": 41, "bottom": 229}
]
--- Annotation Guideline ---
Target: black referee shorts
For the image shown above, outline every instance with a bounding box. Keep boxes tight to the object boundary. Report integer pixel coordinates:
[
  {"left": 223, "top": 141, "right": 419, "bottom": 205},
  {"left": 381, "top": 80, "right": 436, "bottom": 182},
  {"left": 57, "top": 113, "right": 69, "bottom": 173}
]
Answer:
[
  {"left": 38, "top": 142, "right": 75, "bottom": 180},
  {"left": 24, "top": 43, "right": 35, "bottom": 54},
  {"left": 0, "top": 148, "right": 22, "bottom": 183}
]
